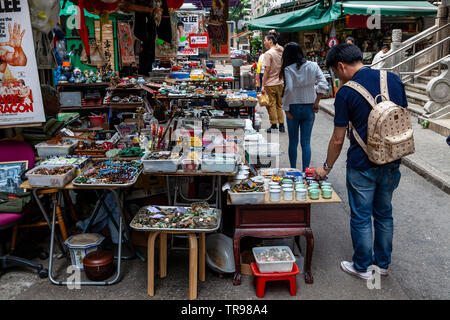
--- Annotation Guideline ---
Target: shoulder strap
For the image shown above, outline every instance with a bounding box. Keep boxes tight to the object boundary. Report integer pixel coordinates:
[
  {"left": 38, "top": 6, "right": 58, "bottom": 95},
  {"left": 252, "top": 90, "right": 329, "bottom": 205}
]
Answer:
[
  {"left": 349, "top": 122, "right": 369, "bottom": 156},
  {"left": 344, "top": 81, "right": 377, "bottom": 108},
  {"left": 380, "top": 70, "right": 390, "bottom": 101}
]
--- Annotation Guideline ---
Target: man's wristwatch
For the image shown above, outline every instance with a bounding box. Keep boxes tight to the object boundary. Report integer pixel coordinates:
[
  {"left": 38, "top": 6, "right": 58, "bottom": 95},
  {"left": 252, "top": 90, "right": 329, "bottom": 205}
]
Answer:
[{"left": 323, "top": 162, "right": 333, "bottom": 171}]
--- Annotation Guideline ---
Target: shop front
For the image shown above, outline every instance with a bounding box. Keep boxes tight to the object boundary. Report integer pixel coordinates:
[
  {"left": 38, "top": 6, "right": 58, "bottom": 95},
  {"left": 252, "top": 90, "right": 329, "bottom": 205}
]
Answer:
[{"left": 248, "top": 0, "right": 438, "bottom": 67}]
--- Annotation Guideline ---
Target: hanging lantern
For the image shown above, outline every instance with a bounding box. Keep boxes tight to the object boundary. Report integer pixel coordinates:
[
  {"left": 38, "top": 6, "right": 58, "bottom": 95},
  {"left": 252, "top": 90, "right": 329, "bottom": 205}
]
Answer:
[
  {"left": 83, "top": 0, "right": 119, "bottom": 24},
  {"left": 167, "top": 0, "right": 185, "bottom": 12}
]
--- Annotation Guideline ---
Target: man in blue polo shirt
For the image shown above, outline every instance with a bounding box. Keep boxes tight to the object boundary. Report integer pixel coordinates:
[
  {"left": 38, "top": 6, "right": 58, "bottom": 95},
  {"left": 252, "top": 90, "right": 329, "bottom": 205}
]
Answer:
[{"left": 315, "top": 44, "right": 407, "bottom": 280}]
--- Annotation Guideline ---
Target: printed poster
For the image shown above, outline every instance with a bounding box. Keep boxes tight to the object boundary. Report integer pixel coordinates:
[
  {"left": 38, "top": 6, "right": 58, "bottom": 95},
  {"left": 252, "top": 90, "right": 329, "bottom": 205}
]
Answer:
[
  {"left": 155, "top": 11, "right": 177, "bottom": 58},
  {"left": 176, "top": 13, "right": 199, "bottom": 56},
  {"left": 0, "top": 0, "right": 45, "bottom": 125},
  {"left": 118, "top": 22, "right": 135, "bottom": 65}
]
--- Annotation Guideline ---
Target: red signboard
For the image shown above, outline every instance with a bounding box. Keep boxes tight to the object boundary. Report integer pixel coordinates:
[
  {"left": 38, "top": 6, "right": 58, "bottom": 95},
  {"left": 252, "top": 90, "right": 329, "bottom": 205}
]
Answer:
[{"left": 189, "top": 33, "right": 209, "bottom": 48}]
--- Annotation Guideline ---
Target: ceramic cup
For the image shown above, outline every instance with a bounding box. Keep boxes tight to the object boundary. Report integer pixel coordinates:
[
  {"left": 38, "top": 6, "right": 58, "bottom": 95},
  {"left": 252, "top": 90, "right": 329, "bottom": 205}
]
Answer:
[
  {"left": 270, "top": 189, "right": 281, "bottom": 202},
  {"left": 309, "top": 189, "right": 320, "bottom": 200},
  {"left": 296, "top": 189, "right": 307, "bottom": 201},
  {"left": 283, "top": 188, "right": 294, "bottom": 201},
  {"left": 322, "top": 189, "right": 332, "bottom": 199},
  {"left": 269, "top": 181, "right": 280, "bottom": 188}
]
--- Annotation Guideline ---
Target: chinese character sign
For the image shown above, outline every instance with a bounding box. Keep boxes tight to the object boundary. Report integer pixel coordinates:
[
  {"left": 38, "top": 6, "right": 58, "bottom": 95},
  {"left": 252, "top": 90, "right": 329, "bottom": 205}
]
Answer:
[{"left": 0, "top": 0, "right": 45, "bottom": 125}]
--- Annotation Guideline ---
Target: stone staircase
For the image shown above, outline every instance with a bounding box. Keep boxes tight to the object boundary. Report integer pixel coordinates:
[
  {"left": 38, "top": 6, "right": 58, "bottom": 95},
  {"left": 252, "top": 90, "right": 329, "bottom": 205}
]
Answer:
[
  {"left": 404, "top": 69, "right": 450, "bottom": 137},
  {"left": 404, "top": 69, "right": 442, "bottom": 116}
]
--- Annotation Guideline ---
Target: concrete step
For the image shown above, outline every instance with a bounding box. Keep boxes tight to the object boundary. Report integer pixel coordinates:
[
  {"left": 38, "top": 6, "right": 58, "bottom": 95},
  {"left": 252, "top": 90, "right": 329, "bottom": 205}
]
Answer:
[
  {"left": 405, "top": 82, "right": 428, "bottom": 96},
  {"left": 406, "top": 90, "right": 429, "bottom": 107},
  {"left": 418, "top": 117, "right": 450, "bottom": 137},
  {"left": 416, "top": 75, "right": 434, "bottom": 85},
  {"left": 408, "top": 103, "right": 426, "bottom": 117}
]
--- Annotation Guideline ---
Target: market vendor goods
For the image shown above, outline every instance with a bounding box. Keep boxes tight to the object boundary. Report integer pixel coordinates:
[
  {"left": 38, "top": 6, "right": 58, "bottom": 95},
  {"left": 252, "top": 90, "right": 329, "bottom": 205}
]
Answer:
[
  {"left": 31, "top": 166, "right": 73, "bottom": 176},
  {"left": 73, "top": 160, "right": 142, "bottom": 186},
  {"left": 131, "top": 203, "right": 219, "bottom": 230}
]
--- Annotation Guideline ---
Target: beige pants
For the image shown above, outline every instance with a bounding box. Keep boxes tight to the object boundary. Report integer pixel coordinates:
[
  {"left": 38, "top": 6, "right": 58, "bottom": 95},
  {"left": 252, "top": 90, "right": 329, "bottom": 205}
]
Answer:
[{"left": 265, "top": 84, "right": 285, "bottom": 125}]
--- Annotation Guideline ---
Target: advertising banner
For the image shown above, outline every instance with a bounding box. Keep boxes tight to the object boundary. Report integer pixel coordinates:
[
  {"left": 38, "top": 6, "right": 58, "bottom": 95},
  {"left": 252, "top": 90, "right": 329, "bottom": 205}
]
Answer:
[
  {"left": 176, "top": 13, "right": 199, "bottom": 56},
  {"left": 189, "top": 33, "right": 209, "bottom": 48},
  {"left": 0, "top": 0, "right": 45, "bottom": 126}
]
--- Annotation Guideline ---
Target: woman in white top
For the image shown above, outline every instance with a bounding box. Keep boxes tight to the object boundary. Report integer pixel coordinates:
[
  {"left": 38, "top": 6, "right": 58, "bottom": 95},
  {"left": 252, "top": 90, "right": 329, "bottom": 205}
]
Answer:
[{"left": 279, "top": 42, "right": 328, "bottom": 170}]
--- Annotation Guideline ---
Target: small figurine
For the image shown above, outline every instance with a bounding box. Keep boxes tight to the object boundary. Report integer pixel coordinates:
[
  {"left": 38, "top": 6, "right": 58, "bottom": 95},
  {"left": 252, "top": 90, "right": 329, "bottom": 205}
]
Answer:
[
  {"left": 96, "top": 67, "right": 103, "bottom": 83},
  {"left": 73, "top": 67, "right": 82, "bottom": 83},
  {"left": 83, "top": 70, "right": 89, "bottom": 83}
]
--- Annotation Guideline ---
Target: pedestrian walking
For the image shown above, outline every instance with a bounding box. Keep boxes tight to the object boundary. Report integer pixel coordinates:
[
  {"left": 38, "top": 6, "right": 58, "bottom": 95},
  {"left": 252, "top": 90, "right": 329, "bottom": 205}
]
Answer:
[
  {"left": 256, "top": 51, "right": 265, "bottom": 92},
  {"left": 315, "top": 44, "right": 409, "bottom": 280},
  {"left": 371, "top": 45, "right": 390, "bottom": 69},
  {"left": 261, "top": 34, "right": 285, "bottom": 133},
  {"left": 279, "top": 42, "right": 328, "bottom": 171}
]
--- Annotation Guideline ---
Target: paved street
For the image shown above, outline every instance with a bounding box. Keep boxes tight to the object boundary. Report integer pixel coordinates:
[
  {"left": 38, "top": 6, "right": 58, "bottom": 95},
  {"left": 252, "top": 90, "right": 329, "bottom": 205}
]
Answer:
[{"left": 1, "top": 104, "right": 448, "bottom": 300}]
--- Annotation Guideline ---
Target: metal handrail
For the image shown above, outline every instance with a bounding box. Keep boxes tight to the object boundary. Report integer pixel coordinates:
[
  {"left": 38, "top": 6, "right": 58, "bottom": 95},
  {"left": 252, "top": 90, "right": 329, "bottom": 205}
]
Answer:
[
  {"left": 380, "top": 36, "right": 450, "bottom": 71},
  {"left": 400, "top": 54, "right": 450, "bottom": 84},
  {"left": 370, "top": 22, "right": 450, "bottom": 68}
]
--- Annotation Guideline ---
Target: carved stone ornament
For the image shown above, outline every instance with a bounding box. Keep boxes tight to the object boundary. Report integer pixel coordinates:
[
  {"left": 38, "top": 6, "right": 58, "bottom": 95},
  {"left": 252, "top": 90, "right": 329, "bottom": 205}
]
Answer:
[{"left": 424, "top": 57, "right": 450, "bottom": 114}]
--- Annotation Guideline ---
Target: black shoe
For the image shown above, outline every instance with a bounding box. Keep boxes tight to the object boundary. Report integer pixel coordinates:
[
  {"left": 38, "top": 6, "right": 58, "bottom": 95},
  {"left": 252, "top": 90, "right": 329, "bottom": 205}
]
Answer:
[
  {"left": 266, "top": 124, "right": 278, "bottom": 133},
  {"left": 279, "top": 123, "right": 285, "bottom": 133}
]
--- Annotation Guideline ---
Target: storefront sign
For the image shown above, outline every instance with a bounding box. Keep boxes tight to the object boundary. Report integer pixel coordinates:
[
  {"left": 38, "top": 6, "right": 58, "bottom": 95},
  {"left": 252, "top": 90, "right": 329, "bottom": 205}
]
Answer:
[
  {"left": 189, "top": 33, "right": 209, "bottom": 48},
  {"left": 0, "top": 0, "right": 45, "bottom": 126},
  {"left": 176, "top": 13, "right": 199, "bottom": 56},
  {"left": 327, "top": 37, "right": 339, "bottom": 48}
]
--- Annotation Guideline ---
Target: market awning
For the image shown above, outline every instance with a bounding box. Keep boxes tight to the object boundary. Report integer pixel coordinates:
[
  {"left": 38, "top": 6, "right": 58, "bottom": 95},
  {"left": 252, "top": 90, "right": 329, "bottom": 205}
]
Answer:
[
  {"left": 248, "top": 2, "right": 342, "bottom": 32},
  {"left": 341, "top": 1, "right": 438, "bottom": 17}
]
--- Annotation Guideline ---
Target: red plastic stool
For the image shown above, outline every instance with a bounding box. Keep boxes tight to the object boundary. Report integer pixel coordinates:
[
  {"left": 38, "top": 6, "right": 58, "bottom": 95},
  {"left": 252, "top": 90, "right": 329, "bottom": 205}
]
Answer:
[{"left": 250, "top": 262, "right": 300, "bottom": 298}]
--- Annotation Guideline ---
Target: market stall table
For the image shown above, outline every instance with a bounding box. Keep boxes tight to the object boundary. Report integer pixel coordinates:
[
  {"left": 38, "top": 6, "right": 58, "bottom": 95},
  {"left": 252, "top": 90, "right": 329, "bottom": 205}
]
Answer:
[
  {"left": 227, "top": 189, "right": 342, "bottom": 285},
  {"left": 20, "top": 180, "right": 140, "bottom": 286}
]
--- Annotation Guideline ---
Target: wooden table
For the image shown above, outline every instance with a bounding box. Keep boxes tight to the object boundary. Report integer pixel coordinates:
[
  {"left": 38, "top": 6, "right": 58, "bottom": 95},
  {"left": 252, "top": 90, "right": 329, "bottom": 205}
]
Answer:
[{"left": 228, "top": 189, "right": 342, "bottom": 285}]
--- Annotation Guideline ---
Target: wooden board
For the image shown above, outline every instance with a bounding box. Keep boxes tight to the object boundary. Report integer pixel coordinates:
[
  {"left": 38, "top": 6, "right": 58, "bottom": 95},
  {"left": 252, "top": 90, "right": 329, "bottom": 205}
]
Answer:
[
  {"left": 227, "top": 188, "right": 342, "bottom": 205},
  {"left": 142, "top": 171, "right": 237, "bottom": 177}
]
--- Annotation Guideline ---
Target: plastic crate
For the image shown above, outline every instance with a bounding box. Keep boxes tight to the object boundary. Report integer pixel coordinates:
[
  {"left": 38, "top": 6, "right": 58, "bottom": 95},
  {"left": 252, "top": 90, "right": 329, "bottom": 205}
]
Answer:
[
  {"left": 202, "top": 155, "right": 236, "bottom": 173},
  {"left": 252, "top": 246, "right": 296, "bottom": 273},
  {"left": 35, "top": 139, "right": 78, "bottom": 158},
  {"left": 26, "top": 165, "right": 76, "bottom": 188},
  {"left": 228, "top": 190, "right": 266, "bottom": 205},
  {"left": 141, "top": 152, "right": 179, "bottom": 173}
]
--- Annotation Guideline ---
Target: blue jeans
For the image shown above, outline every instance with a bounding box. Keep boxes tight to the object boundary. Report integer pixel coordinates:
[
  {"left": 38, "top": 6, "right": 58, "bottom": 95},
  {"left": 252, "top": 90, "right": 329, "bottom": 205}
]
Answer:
[
  {"left": 346, "top": 163, "right": 401, "bottom": 272},
  {"left": 286, "top": 104, "right": 315, "bottom": 171}
]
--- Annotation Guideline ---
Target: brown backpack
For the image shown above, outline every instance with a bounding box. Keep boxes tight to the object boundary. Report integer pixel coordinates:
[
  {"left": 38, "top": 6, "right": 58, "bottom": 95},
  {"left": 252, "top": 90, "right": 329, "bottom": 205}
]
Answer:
[{"left": 344, "top": 70, "right": 415, "bottom": 165}]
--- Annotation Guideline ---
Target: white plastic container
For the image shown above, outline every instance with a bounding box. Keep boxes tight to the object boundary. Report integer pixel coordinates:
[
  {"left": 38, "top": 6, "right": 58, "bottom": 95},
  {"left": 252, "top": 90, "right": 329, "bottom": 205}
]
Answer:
[
  {"left": 26, "top": 165, "right": 76, "bottom": 188},
  {"left": 252, "top": 246, "right": 296, "bottom": 273},
  {"left": 283, "top": 188, "right": 294, "bottom": 201},
  {"left": 228, "top": 190, "right": 266, "bottom": 205},
  {"left": 141, "top": 152, "right": 179, "bottom": 173},
  {"left": 64, "top": 233, "right": 104, "bottom": 270},
  {"left": 35, "top": 139, "right": 78, "bottom": 158},
  {"left": 269, "top": 189, "right": 281, "bottom": 202},
  {"left": 202, "top": 155, "right": 236, "bottom": 172}
]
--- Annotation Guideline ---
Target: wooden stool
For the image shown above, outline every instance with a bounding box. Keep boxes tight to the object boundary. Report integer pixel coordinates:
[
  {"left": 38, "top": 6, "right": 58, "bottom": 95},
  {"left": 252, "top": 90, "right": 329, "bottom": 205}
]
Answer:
[
  {"left": 250, "top": 262, "right": 300, "bottom": 298},
  {"left": 147, "top": 231, "right": 206, "bottom": 300}
]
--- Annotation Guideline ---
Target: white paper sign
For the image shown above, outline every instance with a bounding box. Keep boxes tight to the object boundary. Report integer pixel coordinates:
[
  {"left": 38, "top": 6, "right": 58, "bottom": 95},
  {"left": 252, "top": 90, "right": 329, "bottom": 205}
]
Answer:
[{"left": 0, "top": 0, "right": 45, "bottom": 125}]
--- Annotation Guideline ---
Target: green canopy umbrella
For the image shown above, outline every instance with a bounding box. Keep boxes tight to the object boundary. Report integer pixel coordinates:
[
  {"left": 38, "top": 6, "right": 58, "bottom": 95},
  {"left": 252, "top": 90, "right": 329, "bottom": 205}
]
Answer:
[{"left": 248, "top": 2, "right": 342, "bottom": 32}]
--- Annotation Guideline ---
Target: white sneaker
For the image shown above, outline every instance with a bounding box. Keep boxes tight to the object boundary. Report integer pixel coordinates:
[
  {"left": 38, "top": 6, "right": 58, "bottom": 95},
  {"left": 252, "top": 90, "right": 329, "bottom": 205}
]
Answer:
[
  {"left": 369, "top": 265, "right": 389, "bottom": 276},
  {"left": 340, "top": 261, "right": 372, "bottom": 280}
]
